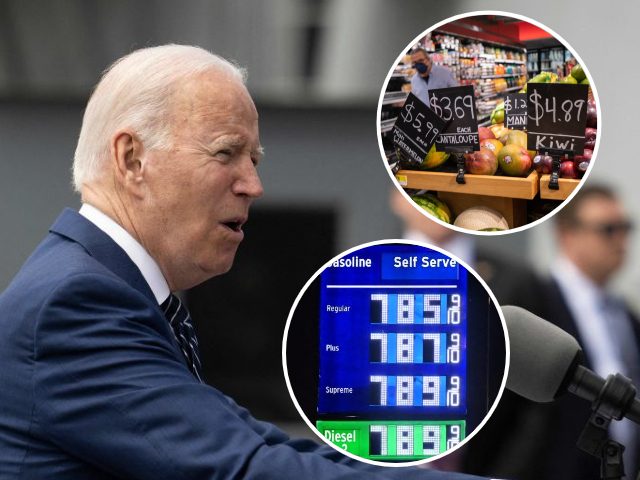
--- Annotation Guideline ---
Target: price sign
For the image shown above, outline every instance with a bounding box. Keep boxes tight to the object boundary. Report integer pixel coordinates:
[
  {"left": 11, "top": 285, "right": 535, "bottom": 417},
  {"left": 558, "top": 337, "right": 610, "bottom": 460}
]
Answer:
[
  {"left": 504, "top": 93, "right": 527, "bottom": 130},
  {"left": 428, "top": 86, "right": 480, "bottom": 152},
  {"left": 527, "top": 84, "right": 589, "bottom": 154},
  {"left": 392, "top": 93, "right": 448, "bottom": 166}
]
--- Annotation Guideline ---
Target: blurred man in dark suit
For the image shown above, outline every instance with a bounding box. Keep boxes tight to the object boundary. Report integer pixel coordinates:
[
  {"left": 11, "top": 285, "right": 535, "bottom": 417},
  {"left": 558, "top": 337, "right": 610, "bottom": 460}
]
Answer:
[
  {"left": 531, "top": 184, "right": 639, "bottom": 479},
  {"left": 459, "top": 185, "right": 639, "bottom": 480}
]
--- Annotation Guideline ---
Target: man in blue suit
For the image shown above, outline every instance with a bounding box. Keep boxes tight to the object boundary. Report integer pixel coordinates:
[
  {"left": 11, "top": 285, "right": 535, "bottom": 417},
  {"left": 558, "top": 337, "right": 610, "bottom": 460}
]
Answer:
[{"left": 0, "top": 44, "right": 488, "bottom": 479}]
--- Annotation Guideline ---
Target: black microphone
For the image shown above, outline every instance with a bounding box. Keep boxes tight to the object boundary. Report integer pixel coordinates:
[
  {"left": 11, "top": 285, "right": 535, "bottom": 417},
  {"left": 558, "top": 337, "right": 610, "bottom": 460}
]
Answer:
[{"left": 503, "top": 305, "right": 640, "bottom": 424}]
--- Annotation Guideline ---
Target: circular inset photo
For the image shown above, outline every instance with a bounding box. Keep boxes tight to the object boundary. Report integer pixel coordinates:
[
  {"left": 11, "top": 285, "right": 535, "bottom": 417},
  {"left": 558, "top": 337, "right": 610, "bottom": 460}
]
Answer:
[
  {"left": 283, "top": 240, "right": 508, "bottom": 466},
  {"left": 378, "top": 11, "right": 600, "bottom": 234}
]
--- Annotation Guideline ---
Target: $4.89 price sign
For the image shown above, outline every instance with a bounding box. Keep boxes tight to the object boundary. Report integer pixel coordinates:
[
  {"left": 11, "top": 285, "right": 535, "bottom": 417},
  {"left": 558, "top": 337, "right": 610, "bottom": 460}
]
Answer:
[
  {"left": 526, "top": 83, "right": 589, "bottom": 154},
  {"left": 392, "top": 93, "right": 448, "bottom": 166},
  {"left": 428, "top": 86, "right": 479, "bottom": 152}
]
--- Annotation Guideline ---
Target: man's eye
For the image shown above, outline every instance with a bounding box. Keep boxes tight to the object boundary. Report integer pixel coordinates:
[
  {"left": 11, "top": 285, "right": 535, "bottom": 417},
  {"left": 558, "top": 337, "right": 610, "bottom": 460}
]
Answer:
[{"left": 215, "top": 149, "right": 233, "bottom": 158}]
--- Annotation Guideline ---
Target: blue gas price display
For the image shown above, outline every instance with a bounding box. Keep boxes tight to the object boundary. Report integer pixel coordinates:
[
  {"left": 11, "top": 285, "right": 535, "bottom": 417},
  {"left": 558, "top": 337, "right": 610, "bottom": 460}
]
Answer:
[{"left": 318, "top": 244, "right": 467, "bottom": 418}]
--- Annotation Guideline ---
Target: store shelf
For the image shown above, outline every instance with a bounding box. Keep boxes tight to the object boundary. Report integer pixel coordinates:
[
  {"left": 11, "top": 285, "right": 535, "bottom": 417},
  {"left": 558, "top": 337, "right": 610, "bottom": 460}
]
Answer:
[
  {"left": 382, "top": 91, "right": 408, "bottom": 105},
  {"left": 481, "top": 74, "right": 522, "bottom": 79},
  {"left": 539, "top": 175, "right": 581, "bottom": 200},
  {"left": 395, "top": 170, "right": 539, "bottom": 200},
  {"left": 380, "top": 118, "right": 397, "bottom": 134},
  {"left": 480, "top": 56, "right": 526, "bottom": 64},
  {"left": 391, "top": 72, "right": 411, "bottom": 79},
  {"left": 479, "top": 86, "right": 523, "bottom": 99}
]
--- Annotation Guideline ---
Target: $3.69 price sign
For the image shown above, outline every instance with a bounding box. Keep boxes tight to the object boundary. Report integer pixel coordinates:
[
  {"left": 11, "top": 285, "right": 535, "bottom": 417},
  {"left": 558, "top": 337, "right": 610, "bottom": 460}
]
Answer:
[
  {"left": 428, "top": 86, "right": 479, "bottom": 152},
  {"left": 392, "top": 92, "right": 448, "bottom": 166},
  {"left": 526, "top": 83, "right": 589, "bottom": 154}
]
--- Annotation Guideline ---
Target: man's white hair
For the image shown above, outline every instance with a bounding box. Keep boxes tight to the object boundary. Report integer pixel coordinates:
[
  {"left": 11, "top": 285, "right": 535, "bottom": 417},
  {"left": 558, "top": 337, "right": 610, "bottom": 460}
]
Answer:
[{"left": 72, "top": 44, "right": 246, "bottom": 192}]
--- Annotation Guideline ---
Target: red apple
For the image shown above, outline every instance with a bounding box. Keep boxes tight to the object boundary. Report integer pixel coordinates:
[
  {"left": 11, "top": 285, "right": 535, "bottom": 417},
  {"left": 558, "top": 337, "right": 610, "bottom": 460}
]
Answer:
[
  {"left": 586, "top": 99, "right": 597, "bottom": 128},
  {"left": 465, "top": 148, "right": 498, "bottom": 175},
  {"left": 533, "top": 154, "right": 553, "bottom": 174},
  {"left": 560, "top": 160, "right": 578, "bottom": 179},
  {"left": 584, "top": 128, "right": 597, "bottom": 150},
  {"left": 573, "top": 148, "right": 593, "bottom": 166},
  {"left": 478, "top": 126, "right": 495, "bottom": 142}
]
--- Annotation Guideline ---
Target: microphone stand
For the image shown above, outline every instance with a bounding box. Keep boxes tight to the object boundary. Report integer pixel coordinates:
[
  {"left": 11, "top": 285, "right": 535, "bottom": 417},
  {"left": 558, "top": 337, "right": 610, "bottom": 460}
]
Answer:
[{"left": 572, "top": 370, "right": 638, "bottom": 479}]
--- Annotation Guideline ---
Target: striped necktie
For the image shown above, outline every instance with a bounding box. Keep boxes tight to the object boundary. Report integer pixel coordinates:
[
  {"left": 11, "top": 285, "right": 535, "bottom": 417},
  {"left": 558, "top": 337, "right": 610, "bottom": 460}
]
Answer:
[{"left": 161, "top": 294, "right": 203, "bottom": 383}]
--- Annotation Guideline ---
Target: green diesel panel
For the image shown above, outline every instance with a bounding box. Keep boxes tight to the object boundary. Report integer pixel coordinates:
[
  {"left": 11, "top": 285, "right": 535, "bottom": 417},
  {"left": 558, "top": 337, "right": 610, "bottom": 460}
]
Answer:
[{"left": 316, "top": 420, "right": 466, "bottom": 461}]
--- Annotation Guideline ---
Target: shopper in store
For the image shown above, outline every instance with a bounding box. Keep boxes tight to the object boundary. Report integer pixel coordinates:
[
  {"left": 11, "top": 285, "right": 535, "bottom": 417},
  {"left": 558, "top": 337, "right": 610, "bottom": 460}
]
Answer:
[
  {"left": 410, "top": 47, "right": 458, "bottom": 105},
  {"left": 0, "top": 44, "right": 488, "bottom": 480}
]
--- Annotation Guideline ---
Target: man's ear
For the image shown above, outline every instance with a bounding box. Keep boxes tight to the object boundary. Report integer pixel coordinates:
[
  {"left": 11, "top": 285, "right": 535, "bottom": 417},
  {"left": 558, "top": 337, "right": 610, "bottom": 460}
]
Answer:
[{"left": 110, "top": 130, "right": 145, "bottom": 197}]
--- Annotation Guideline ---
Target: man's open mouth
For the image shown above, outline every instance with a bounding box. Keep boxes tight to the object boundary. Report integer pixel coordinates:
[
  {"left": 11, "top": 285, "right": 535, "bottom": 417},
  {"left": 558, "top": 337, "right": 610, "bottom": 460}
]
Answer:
[{"left": 222, "top": 219, "right": 245, "bottom": 232}]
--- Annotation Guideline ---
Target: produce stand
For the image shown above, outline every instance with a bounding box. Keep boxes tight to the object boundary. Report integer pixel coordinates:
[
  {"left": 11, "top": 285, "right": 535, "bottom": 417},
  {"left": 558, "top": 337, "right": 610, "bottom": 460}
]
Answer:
[
  {"left": 438, "top": 193, "right": 527, "bottom": 229},
  {"left": 396, "top": 169, "right": 538, "bottom": 229},
  {"left": 395, "top": 170, "right": 538, "bottom": 199},
  {"left": 539, "top": 174, "right": 580, "bottom": 200}
]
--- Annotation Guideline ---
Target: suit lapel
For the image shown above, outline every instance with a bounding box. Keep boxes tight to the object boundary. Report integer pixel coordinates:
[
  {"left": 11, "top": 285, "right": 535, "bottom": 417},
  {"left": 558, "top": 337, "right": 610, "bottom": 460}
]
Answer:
[
  {"left": 544, "top": 277, "right": 593, "bottom": 370},
  {"left": 49, "top": 208, "right": 157, "bottom": 306}
]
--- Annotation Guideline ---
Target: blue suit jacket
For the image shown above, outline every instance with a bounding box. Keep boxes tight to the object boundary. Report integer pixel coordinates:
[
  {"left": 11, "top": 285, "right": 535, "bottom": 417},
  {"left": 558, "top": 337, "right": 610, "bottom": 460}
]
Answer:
[{"left": 0, "top": 209, "right": 486, "bottom": 479}]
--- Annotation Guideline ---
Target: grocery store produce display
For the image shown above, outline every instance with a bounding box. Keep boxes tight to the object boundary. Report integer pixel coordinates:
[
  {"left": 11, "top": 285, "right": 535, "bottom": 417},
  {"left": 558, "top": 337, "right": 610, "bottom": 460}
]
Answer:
[
  {"left": 403, "top": 66, "right": 596, "bottom": 182},
  {"left": 391, "top": 65, "right": 596, "bottom": 230},
  {"left": 381, "top": 18, "right": 598, "bottom": 231}
]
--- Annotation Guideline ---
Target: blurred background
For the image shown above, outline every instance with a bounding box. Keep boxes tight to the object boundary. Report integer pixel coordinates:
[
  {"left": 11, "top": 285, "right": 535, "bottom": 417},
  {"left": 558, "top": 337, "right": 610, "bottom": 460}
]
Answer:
[{"left": 0, "top": 0, "right": 638, "bottom": 476}]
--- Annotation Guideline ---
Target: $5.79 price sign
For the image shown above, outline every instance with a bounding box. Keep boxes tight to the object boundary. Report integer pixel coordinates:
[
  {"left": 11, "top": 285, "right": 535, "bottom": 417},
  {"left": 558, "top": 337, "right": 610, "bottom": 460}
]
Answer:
[
  {"left": 392, "top": 92, "right": 448, "bottom": 166},
  {"left": 428, "top": 86, "right": 479, "bottom": 152},
  {"left": 526, "top": 83, "right": 589, "bottom": 154}
]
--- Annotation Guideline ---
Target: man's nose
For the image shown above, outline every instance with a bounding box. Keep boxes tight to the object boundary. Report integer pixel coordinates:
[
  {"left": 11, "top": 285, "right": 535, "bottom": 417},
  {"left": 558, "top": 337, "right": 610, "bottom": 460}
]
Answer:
[{"left": 233, "top": 158, "right": 264, "bottom": 199}]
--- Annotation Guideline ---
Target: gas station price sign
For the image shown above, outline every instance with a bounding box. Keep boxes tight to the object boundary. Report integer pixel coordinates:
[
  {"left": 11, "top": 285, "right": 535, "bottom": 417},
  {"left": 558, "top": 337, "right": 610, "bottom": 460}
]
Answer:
[{"left": 316, "top": 244, "right": 469, "bottom": 461}]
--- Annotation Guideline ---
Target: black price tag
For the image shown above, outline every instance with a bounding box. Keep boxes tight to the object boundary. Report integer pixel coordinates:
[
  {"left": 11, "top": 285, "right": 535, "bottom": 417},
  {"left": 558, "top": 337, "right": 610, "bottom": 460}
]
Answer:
[
  {"left": 429, "top": 86, "right": 480, "bottom": 152},
  {"left": 527, "top": 83, "right": 589, "bottom": 154},
  {"left": 504, "top": 93, "right": 527, "bottom": 130},
  {"left": 392, "top": 92, "right": 448, "bottom": 166}
]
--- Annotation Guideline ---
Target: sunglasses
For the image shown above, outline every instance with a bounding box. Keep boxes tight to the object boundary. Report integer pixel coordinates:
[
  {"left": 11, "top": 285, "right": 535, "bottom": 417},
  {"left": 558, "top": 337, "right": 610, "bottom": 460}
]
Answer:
[{"left": 575, "top": 220, "right": 634, "bottom": 237}]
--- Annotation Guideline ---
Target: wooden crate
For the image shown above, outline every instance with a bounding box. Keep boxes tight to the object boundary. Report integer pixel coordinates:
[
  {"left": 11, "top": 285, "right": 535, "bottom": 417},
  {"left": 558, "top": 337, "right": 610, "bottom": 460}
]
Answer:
[
  {"left": 539, "top": 175, "right": 581, "bottom": 200},
  {"left": 437, "top": 192, "right": 527, "bottom": 229},
  {"left": 395, "top": 170, "right": 539, "bottom": 200}
]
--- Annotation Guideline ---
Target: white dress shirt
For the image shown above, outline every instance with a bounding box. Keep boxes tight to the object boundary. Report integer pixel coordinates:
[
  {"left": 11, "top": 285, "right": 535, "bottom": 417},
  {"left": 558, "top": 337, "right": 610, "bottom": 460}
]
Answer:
[{"left": 79, "top": 203, "right": 170, "bottom": 305}]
